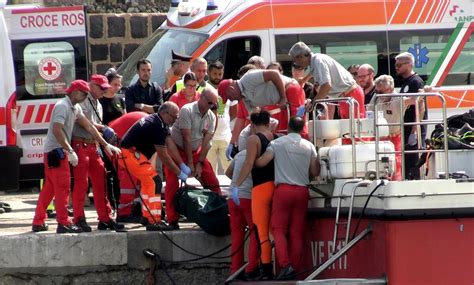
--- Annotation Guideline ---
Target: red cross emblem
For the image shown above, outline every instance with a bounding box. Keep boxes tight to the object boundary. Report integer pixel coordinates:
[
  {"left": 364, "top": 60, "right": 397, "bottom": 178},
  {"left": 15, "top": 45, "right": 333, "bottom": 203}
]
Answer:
[
  {"left": 38, "top": 57, "right": 62, "bottom": 81},
  {"left": 43, "top": 62, "right": 57, "bottom": 75}
]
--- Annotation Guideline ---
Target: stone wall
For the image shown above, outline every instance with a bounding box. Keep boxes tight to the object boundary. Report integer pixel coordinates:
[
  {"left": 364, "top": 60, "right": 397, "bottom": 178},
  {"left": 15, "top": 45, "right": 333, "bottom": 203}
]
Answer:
[{"left": 87, "top": 12, "right": 166, "bottom": 75}]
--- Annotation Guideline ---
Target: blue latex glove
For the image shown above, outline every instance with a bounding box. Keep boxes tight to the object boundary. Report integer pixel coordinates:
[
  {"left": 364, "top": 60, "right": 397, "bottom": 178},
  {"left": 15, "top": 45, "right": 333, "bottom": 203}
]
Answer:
[
  {"left": 178, "top": 171, "right": 188, "bottom": 182},
  {"left": 296, "top": 105, "right": 306, "bottom": 117},
  {"left": 102, "top": 126, "right": 116, "bottom": 143},
  {"left": 179, "top": 163, "right": 192, "bottom": 176},
  {"left": 230, "top": 186, "right": 240, "bottom": 206},
  {"left": 225, "top": 144, "right": 235, "bottom": 161}
]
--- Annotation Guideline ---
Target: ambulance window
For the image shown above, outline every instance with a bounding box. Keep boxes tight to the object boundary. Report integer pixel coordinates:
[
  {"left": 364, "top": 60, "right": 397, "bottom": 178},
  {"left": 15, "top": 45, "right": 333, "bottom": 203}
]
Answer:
[
  {"left": 23, "top": 42, "right": 75, "bottom": 96},
  {"left": 205, "top": 41, "right": 224, "bottom": 63},
  {"left": 326, "top": 41, "right": 378, "bottom": 73},
  {"left": 399, "top": 34, "right": 449, "bottom": 82},
  {"left": 207, "top": 36, "right": 261, "bottom": 79}
]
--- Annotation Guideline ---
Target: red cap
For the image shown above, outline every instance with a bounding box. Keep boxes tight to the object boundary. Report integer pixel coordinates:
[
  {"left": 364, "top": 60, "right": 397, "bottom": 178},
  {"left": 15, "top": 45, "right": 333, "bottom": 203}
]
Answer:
[
  {"left": 65, "top": 80, "right": 90, "bottom": 94},
  {"left": 217, "top": 79, "right": 232, "bottom": 103},
  {"left": 90, "top": 74, "right": 111, "bottom": 89}
]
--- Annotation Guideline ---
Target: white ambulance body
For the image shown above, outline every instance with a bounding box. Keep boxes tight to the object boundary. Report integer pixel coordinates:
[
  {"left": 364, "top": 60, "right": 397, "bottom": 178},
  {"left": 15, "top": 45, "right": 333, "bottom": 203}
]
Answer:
[
  {"left": 0, "top": 4, "right": 87, "bottom": 189},
  {"left": 119, "top": 0, "right": 473, "bottom": 118}
]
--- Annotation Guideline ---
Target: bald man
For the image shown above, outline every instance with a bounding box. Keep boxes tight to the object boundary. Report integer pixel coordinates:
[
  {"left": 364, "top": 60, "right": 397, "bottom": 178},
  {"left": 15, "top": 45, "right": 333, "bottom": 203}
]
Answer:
[{"left": 166, "top": 87, "right": 222, "bottom": 230}]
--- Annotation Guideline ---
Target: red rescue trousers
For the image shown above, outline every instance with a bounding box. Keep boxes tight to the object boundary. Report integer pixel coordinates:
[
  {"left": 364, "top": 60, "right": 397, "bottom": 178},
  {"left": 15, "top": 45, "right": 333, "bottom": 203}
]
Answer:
[
  {"left": 271, "top": 183, "right": 309, "bottom": 273},
  {"left": 117, "top": 162, "right": 139, "bottom": 217},
  {"left": 118, "top": 148, "right": 161, "bottom": 223},
  {"left": 72, "top": 141, "right": 112, "bottom": 223},
  {"left": 390, "top": 134, "right": 402, "bottom": 181},
  {"left": 164, "top": 148, "right": 221, "bottom": 224},
  {"left": 339, "top": 86, "right": 366, "bottom": 119},
  {"left": 251, "top": 181, "right": 275, "bottom": 264},
  {"left": 33, "top": 154, "right": 72, "bottom": 226},
  {"left": 228, "top": 199, "right": 259, "bottom": 274}
]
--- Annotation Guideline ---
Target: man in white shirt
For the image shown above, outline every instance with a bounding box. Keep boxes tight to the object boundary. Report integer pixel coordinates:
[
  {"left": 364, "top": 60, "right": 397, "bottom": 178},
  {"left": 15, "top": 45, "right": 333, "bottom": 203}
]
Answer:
[{"left": 255, "top": 116, "right": 319, "bottom": 280}]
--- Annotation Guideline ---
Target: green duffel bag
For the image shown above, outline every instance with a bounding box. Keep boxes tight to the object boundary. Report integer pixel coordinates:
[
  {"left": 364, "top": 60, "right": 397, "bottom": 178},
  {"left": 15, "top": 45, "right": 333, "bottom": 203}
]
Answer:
[{"left": 174, "top": 185, "right": 230, "bottom": 236}]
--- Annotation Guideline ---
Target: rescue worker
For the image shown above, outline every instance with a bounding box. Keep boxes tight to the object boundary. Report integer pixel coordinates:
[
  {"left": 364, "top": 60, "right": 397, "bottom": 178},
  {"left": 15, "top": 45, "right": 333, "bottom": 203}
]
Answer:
[
  {"left": 32, "top": 80, "right": 121, "bottom": 233},
  {"left": 71, "top": 74, "right": 124, "bottom": 232},
  {"left": 119, "top": 102, "right": 191, "bottom": 231},
  {"left": 255, "top": 116, "right": 320, "bottom": 280},
  {"left": 218, "top": 69, "right": 288, "bottom": 112},
  {"left": 165, "top": 87, "right": 221, "bottom": 230},
  {"left": 231, "top": 110, "right": 276, "bottom": 280},
  {"left": 225, "top": 147, "right": 259, "bottom": 279},
  {"left": 220, "top": 70, "right": 306, "bottom": 158},
  {"left": 367, "top": 75, "right": 425, "bottom": 181},
  {"left": 289, "top": 41, "right": 366, "bottom": 119},
  {"left": 109, "top": 111, "right": 149, "bottom": 222}
]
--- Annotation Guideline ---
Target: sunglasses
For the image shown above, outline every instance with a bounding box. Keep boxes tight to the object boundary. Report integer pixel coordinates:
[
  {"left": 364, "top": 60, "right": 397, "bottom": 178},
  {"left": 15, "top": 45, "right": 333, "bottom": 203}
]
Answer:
[{"left": 395, "top": 62, "right": 409, "bottom": 68}]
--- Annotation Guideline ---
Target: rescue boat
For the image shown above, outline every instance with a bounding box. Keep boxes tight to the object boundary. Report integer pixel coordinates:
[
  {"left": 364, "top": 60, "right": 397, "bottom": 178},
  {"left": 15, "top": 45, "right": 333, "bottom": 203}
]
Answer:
[{"left": 229, "top": 93, "right": 474, "bottom": 285}]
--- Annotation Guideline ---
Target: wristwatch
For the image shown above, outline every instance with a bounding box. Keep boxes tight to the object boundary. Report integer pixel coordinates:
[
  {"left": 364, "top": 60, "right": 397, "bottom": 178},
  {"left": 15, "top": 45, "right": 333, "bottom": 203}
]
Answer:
[{"left": 67, "top": 148, "right": 74, "bottom": 154}]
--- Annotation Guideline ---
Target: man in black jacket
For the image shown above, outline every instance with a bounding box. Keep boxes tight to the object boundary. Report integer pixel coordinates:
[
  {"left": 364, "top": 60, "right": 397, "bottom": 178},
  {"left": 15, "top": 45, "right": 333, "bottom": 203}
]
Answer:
[{"left": 125, "top": 58, "right": 163, "bottom": 113}]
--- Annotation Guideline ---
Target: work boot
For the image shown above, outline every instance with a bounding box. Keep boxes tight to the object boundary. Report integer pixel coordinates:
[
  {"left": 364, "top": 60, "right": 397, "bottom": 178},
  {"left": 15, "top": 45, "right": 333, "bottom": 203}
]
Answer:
[
  {"left": 0, "top": 202, "right": 12, "bottom": 212},
  {"left": 116, "top": 215, "right": 142, "bottom": 223},
  {"left": 75, "top": 217, "right": 92, "bottom": 232},
  {"left": 57, "top": 224, "right": 82, "bottom": 234},
  {"left": 260, "top": 263, "right": 274, "bottom": 280},
  {"left": 98, "top": 219, "right": 126, "bottom": 232},
  {"left": 140, "top": 217, "right": 150, "bottom": 226},
  {"left": 32, "top": 223, "right": 49, "bottom": 232},
  {"left": 244, "top": 267, "right": 262, "bottom": 281},
  {"left": 168, "top": 221, "right": 180, "bottom": 230},
  {"left": 276, "top": 264, "right": 296, "bottom": 280}
]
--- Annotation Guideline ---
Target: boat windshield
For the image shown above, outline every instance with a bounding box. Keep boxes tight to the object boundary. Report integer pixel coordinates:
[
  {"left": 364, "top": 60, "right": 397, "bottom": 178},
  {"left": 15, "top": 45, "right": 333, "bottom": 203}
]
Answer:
[{"left": 118, "top": 29, "right": 208, "bottom": 87}]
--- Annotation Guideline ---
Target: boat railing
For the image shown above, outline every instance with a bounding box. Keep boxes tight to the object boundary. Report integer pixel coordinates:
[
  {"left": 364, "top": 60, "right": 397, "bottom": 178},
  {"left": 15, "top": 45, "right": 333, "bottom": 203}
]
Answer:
[
  {"left": 373, "top": 92, "right": 449, "bottom": 180},
  {"left": 311, "top": 97, "right": 360, "bottom": 178}
]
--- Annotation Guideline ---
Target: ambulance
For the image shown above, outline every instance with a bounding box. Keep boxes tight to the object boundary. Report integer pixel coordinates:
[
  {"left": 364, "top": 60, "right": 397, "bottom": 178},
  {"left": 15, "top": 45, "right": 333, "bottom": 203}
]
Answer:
[
  {"left": 119, "top": 0, "right": 473, "bottom": 118},
  {"left": 0, "top": 2, "right": 87, "bottom": 190}
]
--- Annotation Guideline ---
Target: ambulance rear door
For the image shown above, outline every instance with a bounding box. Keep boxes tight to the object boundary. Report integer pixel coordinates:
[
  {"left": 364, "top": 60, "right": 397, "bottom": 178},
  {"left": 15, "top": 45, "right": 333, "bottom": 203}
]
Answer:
[{"left": 5, "top": 6, "right": 88, "bottom": 181}]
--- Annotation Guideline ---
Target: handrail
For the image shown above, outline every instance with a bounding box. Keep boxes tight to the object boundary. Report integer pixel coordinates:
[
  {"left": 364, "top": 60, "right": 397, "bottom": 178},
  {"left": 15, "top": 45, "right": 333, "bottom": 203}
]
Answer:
[
  {"left": 346, "top": 180, "right": 372, "bottom": 244},
  {"left": 333, "top": 179, "right": 362, "bottom": 250},
  {"left": 312, "top": 97, "right": 360, "bottom": 178},
  {"left": 305, "top": 225, "right": 372, "bottom": 280},
  {"left": 373, "top": 92, "right": 449, "bottom": 180}
]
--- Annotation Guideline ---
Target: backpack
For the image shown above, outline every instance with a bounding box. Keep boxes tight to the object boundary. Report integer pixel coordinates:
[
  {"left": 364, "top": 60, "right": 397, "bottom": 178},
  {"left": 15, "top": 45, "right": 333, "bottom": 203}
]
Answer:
[
  {"left": 174, "top": 186, "right": 230, "bottom": 236},
  {"left": 430, "top": 109, "right": 474, "bottom": 150}
]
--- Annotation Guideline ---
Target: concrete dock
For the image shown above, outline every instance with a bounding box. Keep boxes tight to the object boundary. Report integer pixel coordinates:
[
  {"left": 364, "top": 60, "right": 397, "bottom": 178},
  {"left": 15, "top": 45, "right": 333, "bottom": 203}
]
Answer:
[{"left": 0, "top": 177, "right": 232, "bottom": 284}]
